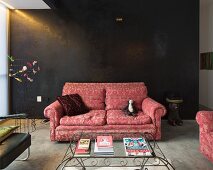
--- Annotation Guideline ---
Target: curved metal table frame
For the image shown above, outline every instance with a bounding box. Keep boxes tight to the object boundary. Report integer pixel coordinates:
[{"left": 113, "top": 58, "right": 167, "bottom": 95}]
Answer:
[{"left": 56, "top": 132, "right": 175, "bottom": 170}]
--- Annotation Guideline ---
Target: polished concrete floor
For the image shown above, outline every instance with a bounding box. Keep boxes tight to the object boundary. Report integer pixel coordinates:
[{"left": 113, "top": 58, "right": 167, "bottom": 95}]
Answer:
[{"left": 5, "top": 120, "right": 213, "bottom": 170}]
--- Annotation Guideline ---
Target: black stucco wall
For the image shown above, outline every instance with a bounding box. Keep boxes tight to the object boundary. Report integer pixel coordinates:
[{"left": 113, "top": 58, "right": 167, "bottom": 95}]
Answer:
[{"left": 10, "top": 0, "right": 199, "bottom": 119}]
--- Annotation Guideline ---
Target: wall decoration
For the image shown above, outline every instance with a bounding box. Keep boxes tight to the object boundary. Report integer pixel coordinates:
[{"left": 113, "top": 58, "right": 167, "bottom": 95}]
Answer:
[
  {"left": 8, "top": 56, "right": 40, "bottom": 82},
  {"left": 200, "top": 52, "right": 213, "bottom": 70},
  {"left": 8, "top": 55, "right": 40, "bottom": 124}
]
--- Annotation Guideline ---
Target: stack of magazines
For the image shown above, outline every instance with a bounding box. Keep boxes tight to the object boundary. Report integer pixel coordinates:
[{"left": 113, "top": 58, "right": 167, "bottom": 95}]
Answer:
[
  {"left": 94, "top": 136, "right": 114, "bottom": 155},
  {"left": 123, "top": 137, "right": 153, "bottom": 156},
  {"left": 74, "top": 139, "right": 91, "bottom": 157}
]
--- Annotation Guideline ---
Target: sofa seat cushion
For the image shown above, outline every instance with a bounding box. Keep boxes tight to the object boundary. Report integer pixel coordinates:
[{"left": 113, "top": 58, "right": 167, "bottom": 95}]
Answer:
[
  {"left": 60, "top": 110, "right": 106, "bottom": 126},
  {"left": 105, "top": 87, "right": 147, "bottom": 110},
  {"left": 106, "top": 110, "right": 152, "bottom": 125}
]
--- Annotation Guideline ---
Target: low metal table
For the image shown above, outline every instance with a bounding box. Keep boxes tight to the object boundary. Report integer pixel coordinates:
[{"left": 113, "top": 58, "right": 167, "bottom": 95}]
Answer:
[{"left": 56, "top": 132, "right": 175, "bottom": 170}]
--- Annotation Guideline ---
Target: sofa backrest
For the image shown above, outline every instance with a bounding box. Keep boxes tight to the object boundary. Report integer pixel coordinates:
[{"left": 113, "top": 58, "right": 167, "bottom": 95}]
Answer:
[
  {"left": 62, "top": 82, "right": 147, "bottom": 110},
  {"left": 62, "top": 83, "right": 105, "bottom": 110},
  {"left": 105, "top": 83, "right": 147, "bottom": 111}
]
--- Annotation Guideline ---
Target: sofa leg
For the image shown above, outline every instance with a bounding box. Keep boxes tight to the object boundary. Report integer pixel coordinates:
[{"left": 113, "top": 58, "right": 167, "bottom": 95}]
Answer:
[{"left": 16, "top": 147, "right": 30, "bottom": 161}]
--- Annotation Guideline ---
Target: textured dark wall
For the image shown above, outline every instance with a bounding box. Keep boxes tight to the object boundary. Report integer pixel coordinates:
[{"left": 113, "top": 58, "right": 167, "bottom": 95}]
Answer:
[{"left": 10, "top": 0, "right": 199, "bottom": 119}]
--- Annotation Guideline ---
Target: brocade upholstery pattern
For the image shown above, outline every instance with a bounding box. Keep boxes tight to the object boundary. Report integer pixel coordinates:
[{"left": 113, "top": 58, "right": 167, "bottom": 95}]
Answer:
[
  {"left": 44, "top": 82, "right": 165, "bottom": 141},
  {"left": 142, "top": 97, "right": 166, "bottom": 123},
  {"left": 44, "top": 101, "right": 64, "bottom": 141},
  {"left": 62, "top": 82, "right": 145, "bottom": 95},
  {"left": 196, "top": 111, "right": 213, "bottom": 162},
  {"left": 106, "top": 110, "right": 152, "bottom": 125},
  {"left": 55, "top": 124, "right": 156, "bottom": 141},
  {"left": 60, "top": 110, "right": 106, "bottom": 126},
  {"left": 105, "top": 87, "right": 147, "bottom": 110},
  {"left": 56, "top": 124, "right": 155, "bottom": 131},
  {"left": 142, "top": 97, "right": 166, "bottom": 140}
]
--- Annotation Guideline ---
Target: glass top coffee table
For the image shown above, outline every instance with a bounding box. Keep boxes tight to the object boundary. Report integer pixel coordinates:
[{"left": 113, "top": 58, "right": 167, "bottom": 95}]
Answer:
[{"left": 56, "top": 132, "right": 175, "bottom": 170}]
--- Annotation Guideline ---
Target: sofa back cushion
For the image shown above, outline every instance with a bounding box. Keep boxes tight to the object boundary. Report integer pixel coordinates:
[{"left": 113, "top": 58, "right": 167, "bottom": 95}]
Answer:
[
  {"left": 62, "top": 82, "right": 147, "bottom": 110},
  {"left": 105, "top": 85, "right": 147, "bottom": 111},
  {"left": 62, "top": 83, "right": 105, "bottom": 110}
]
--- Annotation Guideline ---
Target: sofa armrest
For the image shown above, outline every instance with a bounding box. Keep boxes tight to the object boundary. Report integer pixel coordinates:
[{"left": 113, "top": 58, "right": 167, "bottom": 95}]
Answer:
[
  {"left": 142, "top": 97, "right": 166, "bottom": 140},
  {"left": 44, "top": 100, "right": 64, "bottom": 120},
  {"left": 142, "top": 97, "right": 166, "bottom": 122},
  {"left": 44, "top": 100, "right": 64, "bottom": 141},
  {"left": 196, "top": 111, "right": 213, "bottom": 133}
]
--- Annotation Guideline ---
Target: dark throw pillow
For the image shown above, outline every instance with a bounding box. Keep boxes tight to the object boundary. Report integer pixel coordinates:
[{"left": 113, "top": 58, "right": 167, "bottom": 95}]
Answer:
[{"left": 57, "top": 94, "right": 89, "bottom": 116}]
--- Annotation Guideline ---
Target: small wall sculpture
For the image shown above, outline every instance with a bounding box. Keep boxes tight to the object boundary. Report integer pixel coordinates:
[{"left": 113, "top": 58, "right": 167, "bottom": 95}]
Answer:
[{"left": 8, "top": 56, "right": 40, "bottom": 83}]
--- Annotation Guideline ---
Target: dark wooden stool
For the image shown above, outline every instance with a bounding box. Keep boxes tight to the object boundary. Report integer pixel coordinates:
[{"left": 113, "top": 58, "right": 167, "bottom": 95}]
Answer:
[{"left": 166, "top": 98, "right": 183, "bottom": 126}]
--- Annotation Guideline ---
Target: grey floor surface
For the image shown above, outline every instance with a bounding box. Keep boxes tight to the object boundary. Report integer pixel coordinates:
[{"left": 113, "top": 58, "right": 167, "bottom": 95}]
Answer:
[{"left": 5, "top": 120, "right": 213, "bottom": 170}]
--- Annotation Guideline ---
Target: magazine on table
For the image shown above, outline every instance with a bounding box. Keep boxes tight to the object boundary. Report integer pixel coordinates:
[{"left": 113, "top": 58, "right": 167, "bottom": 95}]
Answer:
[
  {"left": 78, "top": 139, "right": 90, "bottom": 149},
  {"left": 97, "top": 136, "right": 113, "bottom": 148},
  {"left": 94, "top": 140, "right": 114, "bottom": 155},
  {"left": 123, "top": 137, "right": 153, "bottom": 156},
  {"left": 74, "top": 139, "right": 91, "bottom": 157}
]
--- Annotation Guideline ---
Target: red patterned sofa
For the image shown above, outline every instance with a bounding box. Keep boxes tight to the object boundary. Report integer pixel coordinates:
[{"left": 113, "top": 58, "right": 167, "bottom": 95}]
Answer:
[
  {"left": 196, "top": 111, "right": 213, "bottom": 162},
  {"left": 44, "top": 82, "right": 166, "bottom": 141}
]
